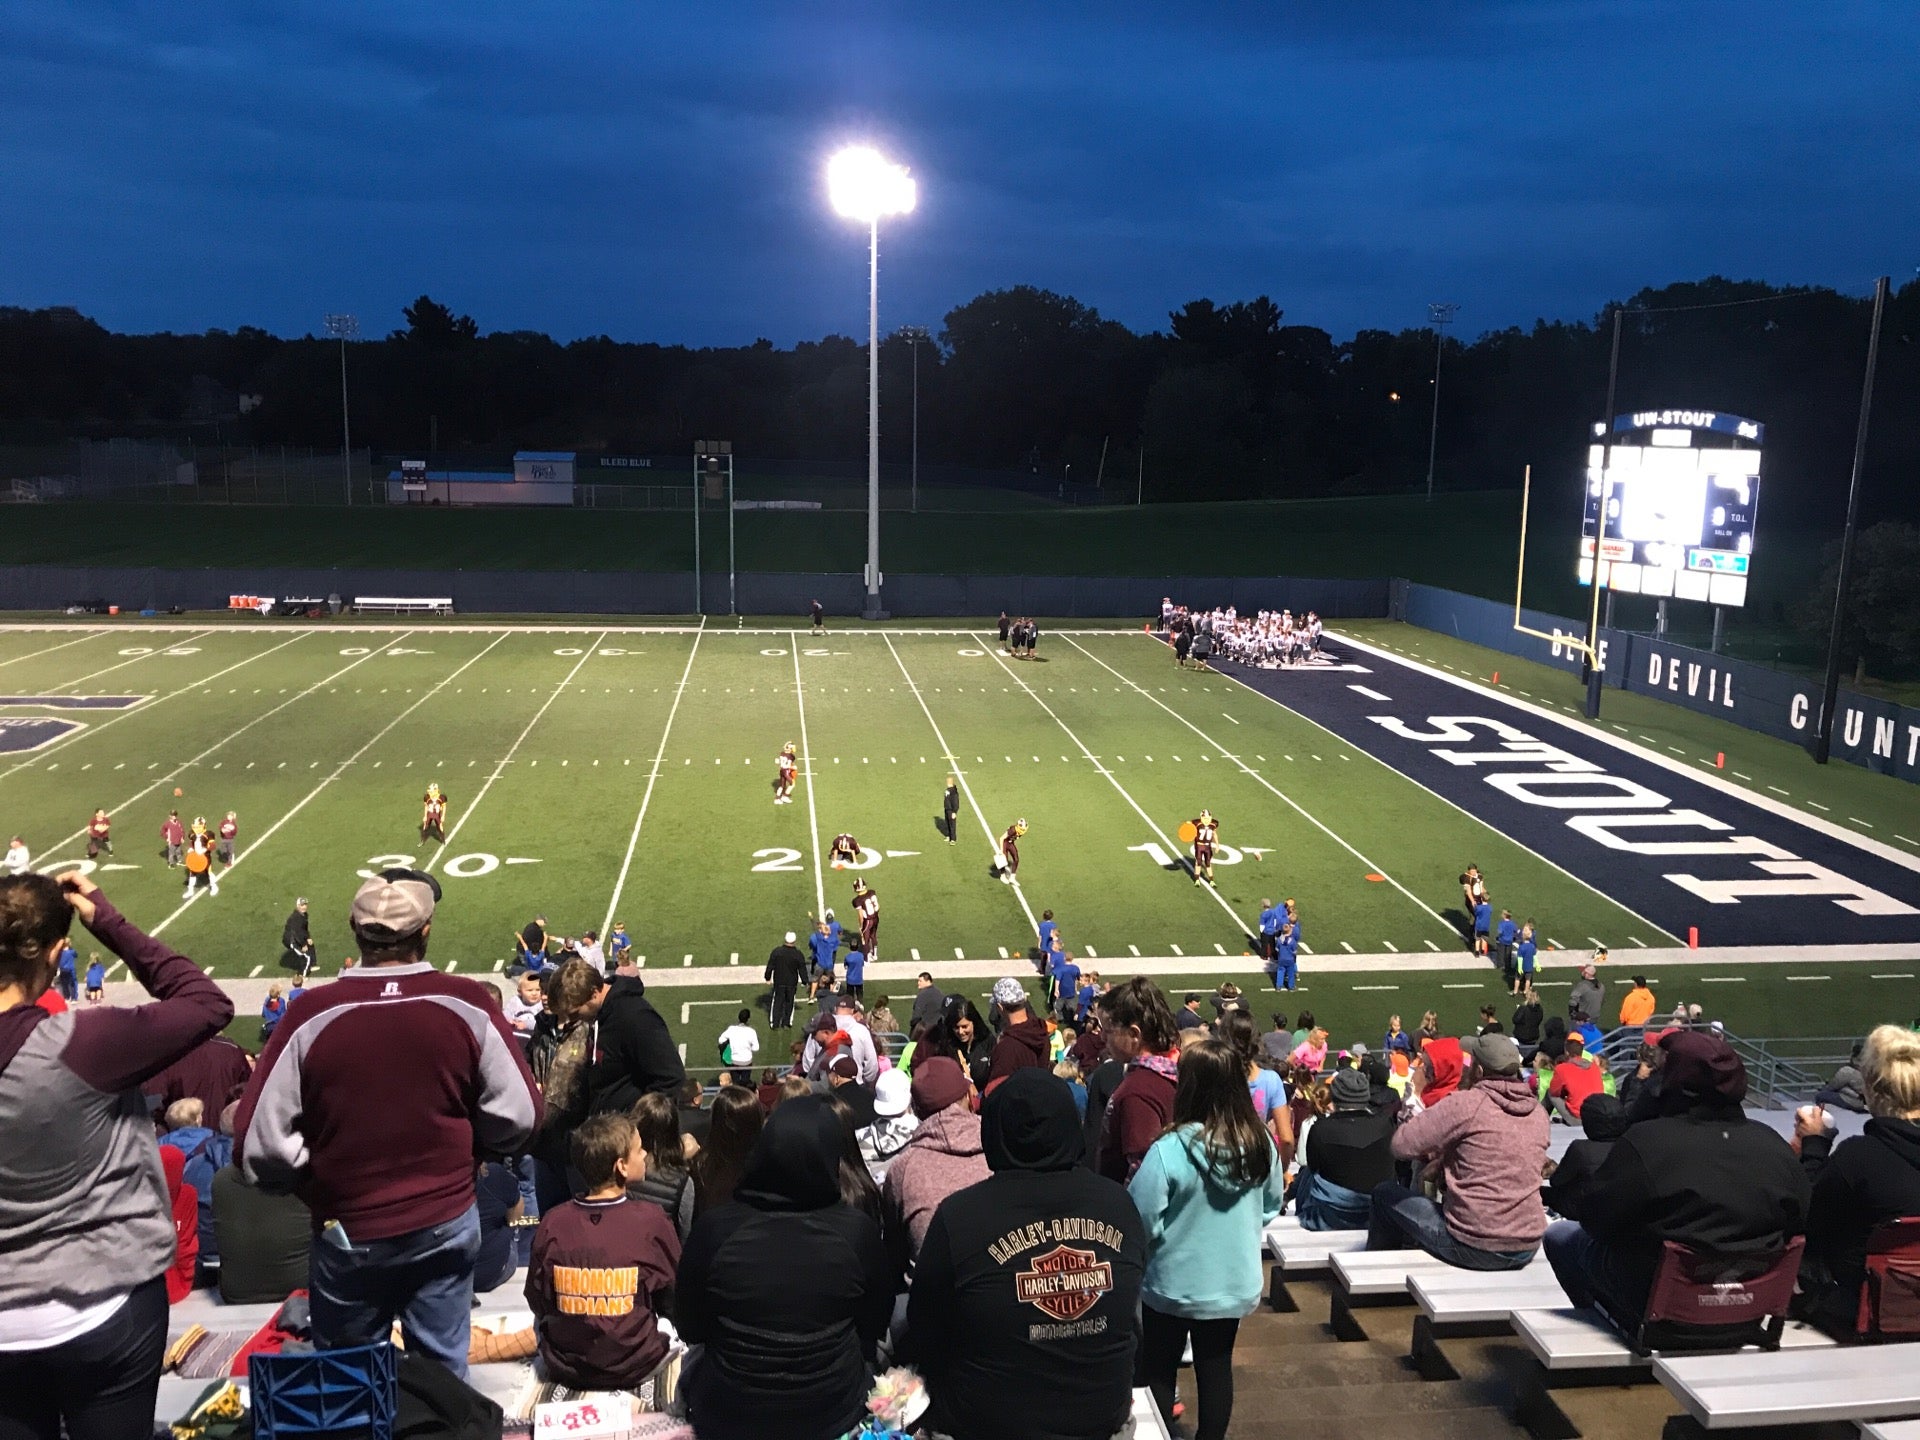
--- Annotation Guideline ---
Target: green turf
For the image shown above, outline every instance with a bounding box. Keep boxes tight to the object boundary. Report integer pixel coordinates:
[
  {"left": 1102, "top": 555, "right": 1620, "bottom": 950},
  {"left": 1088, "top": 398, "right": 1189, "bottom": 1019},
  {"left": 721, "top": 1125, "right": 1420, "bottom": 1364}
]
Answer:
[{"left": 9, "top": 620, "right": 1913, "bottom": 1069}]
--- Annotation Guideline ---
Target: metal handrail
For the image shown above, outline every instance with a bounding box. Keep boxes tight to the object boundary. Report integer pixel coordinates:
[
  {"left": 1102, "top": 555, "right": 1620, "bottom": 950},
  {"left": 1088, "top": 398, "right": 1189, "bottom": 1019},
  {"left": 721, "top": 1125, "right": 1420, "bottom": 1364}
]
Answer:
[{"left": 1595, "top": 1020, "right": 1850, "bottom": 1111}]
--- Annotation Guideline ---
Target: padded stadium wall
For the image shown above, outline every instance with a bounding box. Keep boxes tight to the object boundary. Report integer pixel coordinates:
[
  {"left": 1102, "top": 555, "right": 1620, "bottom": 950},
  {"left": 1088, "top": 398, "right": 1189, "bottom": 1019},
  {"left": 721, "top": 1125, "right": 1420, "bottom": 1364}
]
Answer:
[{"left": 1396, "top": 581, "right": 1920, "bottom": 786}]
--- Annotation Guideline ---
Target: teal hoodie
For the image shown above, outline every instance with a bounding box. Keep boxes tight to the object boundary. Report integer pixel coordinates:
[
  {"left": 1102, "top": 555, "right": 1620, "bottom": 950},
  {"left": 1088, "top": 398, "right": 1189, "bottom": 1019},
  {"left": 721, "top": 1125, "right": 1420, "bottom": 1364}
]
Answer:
[{"left": 1129, "top": 1122, "right": 1285, "bottom": 1320}]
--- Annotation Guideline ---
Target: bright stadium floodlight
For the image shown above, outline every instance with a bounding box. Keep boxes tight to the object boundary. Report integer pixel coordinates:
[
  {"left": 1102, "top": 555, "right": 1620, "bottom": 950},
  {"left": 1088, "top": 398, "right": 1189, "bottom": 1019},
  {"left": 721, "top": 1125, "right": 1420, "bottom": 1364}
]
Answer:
[
  {"left": 828, "top": 145, "right": 917, "bottom": 618},
  {"left": 828, "top": 146, "right": 917, "bottom": 223},
  {"left": 323, "top": 313, "right": 359, "bottom": 505}
]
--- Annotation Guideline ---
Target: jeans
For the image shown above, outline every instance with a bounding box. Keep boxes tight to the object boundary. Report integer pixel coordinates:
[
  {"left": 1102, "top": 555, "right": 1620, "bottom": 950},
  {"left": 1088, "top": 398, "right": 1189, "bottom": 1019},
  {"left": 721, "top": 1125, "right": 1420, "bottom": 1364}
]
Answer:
[
  {"left": 1367, "top": 1182, "right": 1536, "bottom": 1271},
  {"left": 309, "top": 1204, "right": 481, "bottom": 1380},
  {"left": 0, "top": 1275, "right": 168, "bottom": 1440},
  {"left": 1543, "top": 1220, "right": 1650, "bottom": 1322},
  {"left": 1296, "top": 1169, "right": 1372, "bottom": 1232},
  {"left": 512, "top": 1155, "right": 540, "bottom": 1268},
  {"left": 1140, "top": 1306, "right": 1240, "bottom": 1440}
]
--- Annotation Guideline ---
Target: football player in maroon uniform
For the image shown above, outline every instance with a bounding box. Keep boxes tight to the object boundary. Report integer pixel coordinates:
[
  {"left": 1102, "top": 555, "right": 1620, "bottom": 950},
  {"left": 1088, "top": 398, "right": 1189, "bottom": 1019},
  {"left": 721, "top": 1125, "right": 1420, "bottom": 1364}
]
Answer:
[
  {"left": 829, "top": 832, "right": 862, "bottom": 869},
  {"left": 421, "top": 783, "right": 449, "bottom": 843},
  {"left": 84, "top": 807, "right": 113, "bottom": 859},
  {"left": 998, "top": 819, "right": 1027, "bottom": 882},
  {"left": 774, "top": 742, "right": 797, "bottom": 804},
  {"left": 853, "top": 878, "right": 879, "bottom": 962},
  {"left": 1191, "top": 809, "right": 1218, "bottom": 885}
]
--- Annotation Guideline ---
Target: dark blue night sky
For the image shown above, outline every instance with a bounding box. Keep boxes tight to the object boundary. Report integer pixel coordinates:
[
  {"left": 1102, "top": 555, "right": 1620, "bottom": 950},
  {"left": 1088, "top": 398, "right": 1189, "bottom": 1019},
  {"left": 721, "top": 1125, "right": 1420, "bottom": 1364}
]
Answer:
[{"left": 4, "top": 1, "right": 1915, "bottom": 345}]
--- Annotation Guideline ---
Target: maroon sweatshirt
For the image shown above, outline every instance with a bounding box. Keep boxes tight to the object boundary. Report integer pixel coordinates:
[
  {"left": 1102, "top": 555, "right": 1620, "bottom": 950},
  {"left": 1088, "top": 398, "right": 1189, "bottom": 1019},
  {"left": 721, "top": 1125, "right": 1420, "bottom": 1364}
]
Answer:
[
  {"left": 1096, "top": 1061, "right": 1178, "bottom": 1183},
  {"left": 526, "top": 1195, "right": 681, "bottom": 1389},
  {"left": 233, "top": 962, "right": 541, "bottom": 1241}
]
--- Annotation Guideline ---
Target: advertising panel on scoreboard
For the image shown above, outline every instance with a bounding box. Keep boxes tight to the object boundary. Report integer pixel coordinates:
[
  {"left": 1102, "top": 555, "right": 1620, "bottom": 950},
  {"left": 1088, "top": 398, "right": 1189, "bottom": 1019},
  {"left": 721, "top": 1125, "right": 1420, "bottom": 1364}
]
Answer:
[{"left": 1578, "top": 410, "right": 1763, "bottom": 608}]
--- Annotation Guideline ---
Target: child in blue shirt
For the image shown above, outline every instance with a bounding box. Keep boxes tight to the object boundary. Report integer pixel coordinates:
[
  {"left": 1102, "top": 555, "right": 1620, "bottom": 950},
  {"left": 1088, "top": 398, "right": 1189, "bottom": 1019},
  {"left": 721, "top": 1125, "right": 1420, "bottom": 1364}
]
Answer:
[
  {"left": 843, "top": 948, "right": 866, "bottom": 1005},
  {"left": 54, "top": 940, "right": 78, "bottom": 1002},
  {"left": 84, "top": 954, "right": 106, "bottom": 1002},
  {"left": 1471, "top": 899, "right": 1493, "bottom": 958},
  {"left": 1494, "top": 909, "right": 1519, "bottom": 983},
  {"left": 1036, "top": 910, "right": 1059, "bottom": 968},
  {"left": 1512, "top": 922, "right": 1538, "bottom": 995},
  {"left": 1076, "top": 975, "right": 1099, "bottom": 1027},
  {"left": 608, "top": 924, "right": 632, "bottom": 964},
  {"left": 1051, "top": 953, "right": 1082, "bottom": 1020}
]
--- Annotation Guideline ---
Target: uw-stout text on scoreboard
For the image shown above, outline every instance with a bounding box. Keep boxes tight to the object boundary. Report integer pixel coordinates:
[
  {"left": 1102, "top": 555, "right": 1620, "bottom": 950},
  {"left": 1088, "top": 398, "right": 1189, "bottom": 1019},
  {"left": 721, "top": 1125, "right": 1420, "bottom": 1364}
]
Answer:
[{"left": 1578, "top": 409, "right": 1762, "bottom": 608}]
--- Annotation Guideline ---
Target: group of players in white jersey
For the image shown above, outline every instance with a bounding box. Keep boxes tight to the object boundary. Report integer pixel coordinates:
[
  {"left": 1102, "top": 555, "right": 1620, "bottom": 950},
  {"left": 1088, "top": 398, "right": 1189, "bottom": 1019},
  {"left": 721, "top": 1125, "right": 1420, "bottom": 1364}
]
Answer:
[{"left": 1162, "top": 598, "right": 1323, "bottom": 669}]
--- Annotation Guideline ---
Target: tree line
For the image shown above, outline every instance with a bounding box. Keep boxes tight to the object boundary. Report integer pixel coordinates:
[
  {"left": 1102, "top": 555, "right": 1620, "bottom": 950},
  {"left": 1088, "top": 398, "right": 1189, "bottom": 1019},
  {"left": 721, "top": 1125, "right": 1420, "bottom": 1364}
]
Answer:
[{"left": 0, "top": 278, "right": 1914, "bottom": 531}]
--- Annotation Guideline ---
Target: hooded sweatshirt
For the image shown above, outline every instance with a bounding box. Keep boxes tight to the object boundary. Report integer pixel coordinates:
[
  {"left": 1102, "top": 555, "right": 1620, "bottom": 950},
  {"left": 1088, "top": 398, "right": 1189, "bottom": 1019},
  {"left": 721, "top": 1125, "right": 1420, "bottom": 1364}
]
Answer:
[
  {"left": 1420, "top": 1038, "right": 1464, "bottom": 1106},
  {"left": 881, "top": 1102, "right": 989, "bottom": 1274},
  {"left": 585, "top": 976, "right": 687, "bottom": 1114},
  {"left": 676, "top": 1097, "right": 893, "bottom": 1440},
  {"left": 1131, "top": 1123, "right": 1285, "bottom": 1319},
  {"left": 1545, "top": 1093, "right": 1630, "bottom": 1222},
  {"left": 986, "top": 1013, "right": 1051, "bottom": 1090},
  {"left": 1798, "top": 1115, "right": 1920, "bottom": 1332},
  {"left": 907, "top": 1070, "right": 1147, "bottom": 1440},
  {"left": 1390, "top": 1073, "right": 1549, "bottom": 1252}
]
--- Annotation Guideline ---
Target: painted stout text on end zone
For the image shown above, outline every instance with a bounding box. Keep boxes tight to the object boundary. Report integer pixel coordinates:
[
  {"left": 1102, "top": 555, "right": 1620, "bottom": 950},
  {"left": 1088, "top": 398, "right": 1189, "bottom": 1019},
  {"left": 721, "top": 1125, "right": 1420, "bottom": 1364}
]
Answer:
[{"left": 1367, "top": 713, "right": 1917, "bottom": 917}]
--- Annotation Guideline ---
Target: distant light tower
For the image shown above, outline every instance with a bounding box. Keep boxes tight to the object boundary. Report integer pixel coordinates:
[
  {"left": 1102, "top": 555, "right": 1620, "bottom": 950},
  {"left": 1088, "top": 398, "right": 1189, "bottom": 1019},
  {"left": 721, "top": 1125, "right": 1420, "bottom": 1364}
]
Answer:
[
  {"left": 900, "top": 325, "right": 932, "bottom": 514},
  {"left": 323, "top": 313, "right": 359, "bottom": 505},
  {"left": 1424, "top": 302, "right": 1458, "bottom": 502},
  {"left": 828, "top": 145, "right": 917, "bottom": 618}
]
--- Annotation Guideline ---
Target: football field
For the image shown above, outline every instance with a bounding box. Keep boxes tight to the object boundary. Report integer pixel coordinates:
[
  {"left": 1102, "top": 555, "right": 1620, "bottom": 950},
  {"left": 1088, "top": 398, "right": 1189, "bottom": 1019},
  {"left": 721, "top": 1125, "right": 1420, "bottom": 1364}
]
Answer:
[{"left": 4, "top": 619, "right": 1917, "bottom": 1061}]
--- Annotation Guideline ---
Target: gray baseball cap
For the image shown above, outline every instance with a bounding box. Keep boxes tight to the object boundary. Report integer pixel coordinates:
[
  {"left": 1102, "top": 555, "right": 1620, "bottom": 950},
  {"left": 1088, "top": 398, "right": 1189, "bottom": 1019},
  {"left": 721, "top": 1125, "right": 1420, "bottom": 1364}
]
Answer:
[
  {"left": 1462, "top": 1031, "right": 1523, "bottom": 1077},
  {"left": 350, "top": 867, "right": 440, "bottom": 944}
]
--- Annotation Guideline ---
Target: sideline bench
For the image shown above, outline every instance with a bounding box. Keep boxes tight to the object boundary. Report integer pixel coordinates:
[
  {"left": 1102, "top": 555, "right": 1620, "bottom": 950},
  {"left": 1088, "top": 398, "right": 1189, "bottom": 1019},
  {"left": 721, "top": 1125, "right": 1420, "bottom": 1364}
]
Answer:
[
  {"left": 1407, "top": 1266, "right": 1571, "bottom": 1380},
  {"left": 1510, "top": 1307, "right": 1837, "bottom": 1439},
  {"left": 1263, "top": 1217, "right": 1364, "bottom": 1313},
  {"left": 352, "top": 595, "right": 454, "bottom": 615},
  {"left": 1654, "top": 1345, "right": 1920, "bottom": 1433}
]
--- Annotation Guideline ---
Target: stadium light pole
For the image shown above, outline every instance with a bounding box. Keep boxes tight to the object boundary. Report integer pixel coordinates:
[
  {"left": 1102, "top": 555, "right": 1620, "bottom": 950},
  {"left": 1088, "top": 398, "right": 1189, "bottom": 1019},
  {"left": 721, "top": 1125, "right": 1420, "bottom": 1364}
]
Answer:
[
  {"left": 1581, "top": 305, "right": 1625, "bottom": 721},
  {"left": 1812, "top": 274, "right": 1890, "bottom": 765},
  {"left": 1424, "top": 303, "right": 1458, "bottom": 502},
  {"left": 829, "top": 146, "right": 917, "bottom": 619},
  {"left": 323, "top": 314, "right": 358, "bottom": 505},
  {"left": 901, "top": 325, "right": 931, "bottom": 514}
]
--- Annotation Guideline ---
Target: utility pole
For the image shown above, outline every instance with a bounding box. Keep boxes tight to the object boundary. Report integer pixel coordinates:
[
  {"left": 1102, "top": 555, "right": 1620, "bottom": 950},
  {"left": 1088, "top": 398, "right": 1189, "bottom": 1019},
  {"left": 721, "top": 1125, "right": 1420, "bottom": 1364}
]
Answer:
[
  {"left": 1424, "top": 302, "right": 1458, "bottom": 502},
  {"left": 323, "top": 314, "right": 358, "bottom": 505},
  {"left": 900, "top": 326, "right": 931, "bottom": 514},
  {"left": 1813, "top": 275, "right": 1890, "bottom": 764},
  {"left": 1582, "top": 306, "right": 1625, "bottom": 720}
]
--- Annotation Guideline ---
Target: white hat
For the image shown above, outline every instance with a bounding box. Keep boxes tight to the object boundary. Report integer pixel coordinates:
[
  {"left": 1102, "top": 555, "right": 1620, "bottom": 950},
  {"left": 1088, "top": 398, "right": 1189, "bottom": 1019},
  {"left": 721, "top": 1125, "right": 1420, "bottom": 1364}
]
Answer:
[
  {"left": 784, "top": 931, "right": 797, "bottom": 944},
  {"left": 874, "top": 1070, "right": 912, "bottom": 1118}
]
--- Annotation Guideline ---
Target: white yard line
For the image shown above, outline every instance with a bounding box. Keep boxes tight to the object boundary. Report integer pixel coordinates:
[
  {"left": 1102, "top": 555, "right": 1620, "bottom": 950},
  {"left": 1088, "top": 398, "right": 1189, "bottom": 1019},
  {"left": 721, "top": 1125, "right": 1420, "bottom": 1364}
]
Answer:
[
  {"left": 152, "top": 634, "right": 512, "bottom": 933},
  {"left": 791, "top": 632, "right": 828, "bottom": 918},
  {"left": 1177, "top": 632, "right": 1680, "bottom": 944},
  {"left": 422, "top": 632, "right": 609, "bottom": 873},
  {"left": 0, "top": 629, "right": 109, "bottom": 671},
  {"left": 977, "top": 633, "right": 1252, "bottom": 938},
  {"left": 28, "top": 634, "right": 389, "bottom": 861},
  {"left": 42, "top": 629, "right": 218, "bottom": 693},
  {"left": 1331, "top": 628, "right": 1920, "bottom": 881},
  {"left": 601, "top": 624, "right": 706, "bottom": 935},
  {"left": 883, "top": 634, "right": 1039, "bottom": 937},
  {"left": 1065, "top": 633, "right": 1455, "bottom": 939},
  {"left": 0, "top": 633, "right": 311, "bottom": 785}
]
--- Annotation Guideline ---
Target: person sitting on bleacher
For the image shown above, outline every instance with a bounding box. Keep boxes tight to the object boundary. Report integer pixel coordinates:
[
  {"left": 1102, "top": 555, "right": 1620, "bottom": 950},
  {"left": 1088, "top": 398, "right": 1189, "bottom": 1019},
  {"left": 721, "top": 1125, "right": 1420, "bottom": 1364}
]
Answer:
[
  {"left": 1368, "top": 1033, "right": 1547, "bottom": 1271},
  {"left": 1543, "top": 1093, "right": 1629, "bottom": 1223},
  {"left": 1543, "top": 1030, "right": 1811, "bottom": 1331},
  {"left": 1793, "top": 1024, "right": 1920, "bottom": 1339},
  {"left": 1296, "top": 1068, "right": 1396, "bottom": 1231}
]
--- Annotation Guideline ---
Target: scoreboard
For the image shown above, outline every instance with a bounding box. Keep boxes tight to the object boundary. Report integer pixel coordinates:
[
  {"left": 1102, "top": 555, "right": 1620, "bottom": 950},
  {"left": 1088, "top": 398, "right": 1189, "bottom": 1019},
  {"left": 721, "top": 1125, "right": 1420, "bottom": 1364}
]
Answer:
[{"left": 1578, "top": 409, "right": 1762, "bottom": 608}]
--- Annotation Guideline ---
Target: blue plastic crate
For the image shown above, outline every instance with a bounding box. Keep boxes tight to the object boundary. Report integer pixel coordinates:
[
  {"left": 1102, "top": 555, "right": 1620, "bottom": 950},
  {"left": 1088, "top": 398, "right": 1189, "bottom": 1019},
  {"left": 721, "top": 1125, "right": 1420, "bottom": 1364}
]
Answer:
[{"left": 248, "top": 1342, "right": 398, "bottom": 1440}]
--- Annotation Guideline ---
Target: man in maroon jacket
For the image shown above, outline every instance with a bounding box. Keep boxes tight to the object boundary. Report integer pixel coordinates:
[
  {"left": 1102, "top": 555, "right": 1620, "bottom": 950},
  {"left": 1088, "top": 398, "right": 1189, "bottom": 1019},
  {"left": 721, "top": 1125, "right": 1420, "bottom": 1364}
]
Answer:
[{"left": 235, "top": 868, "right": 540, "bottom": 1379}]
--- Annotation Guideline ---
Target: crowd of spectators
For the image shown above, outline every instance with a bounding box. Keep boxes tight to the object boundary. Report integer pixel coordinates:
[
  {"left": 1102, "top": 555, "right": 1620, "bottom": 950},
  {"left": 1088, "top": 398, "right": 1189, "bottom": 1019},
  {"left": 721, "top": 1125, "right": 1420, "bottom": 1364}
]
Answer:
[{"left": 7, "top": 862, "right": 1920, "bottom": 1440}]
